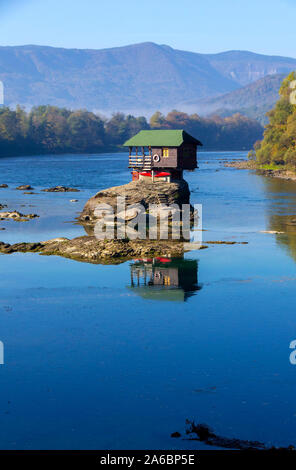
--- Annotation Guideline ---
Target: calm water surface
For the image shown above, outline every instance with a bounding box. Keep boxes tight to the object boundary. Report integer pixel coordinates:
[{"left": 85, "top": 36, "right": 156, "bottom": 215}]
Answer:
[{"left": 1, "top": 151, "right": 296, "bottom": 449}]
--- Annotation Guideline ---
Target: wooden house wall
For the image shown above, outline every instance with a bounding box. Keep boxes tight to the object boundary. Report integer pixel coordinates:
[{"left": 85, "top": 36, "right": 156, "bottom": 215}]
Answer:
[
  {"left": 178, "top": 144, "right": 197, "bottom": 170},
  {"left": 151, "top": 147, "right": 178, "bottom": 169},
  {"left": 148, "top": 145, "right": 197, "bottom": 170}
]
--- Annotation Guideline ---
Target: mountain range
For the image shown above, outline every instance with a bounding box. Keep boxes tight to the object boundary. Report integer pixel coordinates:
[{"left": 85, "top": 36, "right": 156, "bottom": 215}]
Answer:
[{"left": 0, "top": 42, "right": 295, "bottom": 119}]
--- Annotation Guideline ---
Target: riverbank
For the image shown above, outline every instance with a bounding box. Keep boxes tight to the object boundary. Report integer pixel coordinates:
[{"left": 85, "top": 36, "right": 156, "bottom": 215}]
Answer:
[{"left": 225, "top": 160, "right": 296, "bottom": 181}]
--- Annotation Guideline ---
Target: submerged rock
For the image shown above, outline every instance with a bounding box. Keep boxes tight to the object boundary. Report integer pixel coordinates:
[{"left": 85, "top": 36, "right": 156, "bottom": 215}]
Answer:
[
  {"left": 16, "top": 185, "right": 33, "bottom": 190},
  {"left": 0, "top": 211, "right": 39, "bottom": 221},
  {"left": 0, "top": 241, "right": 44, "bottom": 253},
  {"left": 184, "top": 420, "right": 295, "bottom": 451},
  {"left": 205, "top": 240, "right": 248, "bottom": 245},
  {"left": 185, "top": 421, "right": 266, "bottom": 450},
  {"left": 42, "top": 186, "right": 80, "bottom": 192},
  {"left": 224, "top": 161, "right": 255, "bottom": 170}
]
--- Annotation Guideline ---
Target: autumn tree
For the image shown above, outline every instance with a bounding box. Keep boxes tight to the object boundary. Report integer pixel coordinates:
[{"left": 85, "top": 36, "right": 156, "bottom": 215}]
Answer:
[{"left": 251, "top": 72, "right": 296, "bottom": 167}]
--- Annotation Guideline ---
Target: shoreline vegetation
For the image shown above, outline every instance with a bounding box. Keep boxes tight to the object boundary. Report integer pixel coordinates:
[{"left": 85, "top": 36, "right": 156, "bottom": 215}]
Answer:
[
  {"left": 0, "top": 106, "right": 263, "bottom": 157},
  {"left": 225, "top": 160, "right": 296, "bottom": 182},
  {"left": 229, "top": 72, "right": 296, "bottom": 181}
]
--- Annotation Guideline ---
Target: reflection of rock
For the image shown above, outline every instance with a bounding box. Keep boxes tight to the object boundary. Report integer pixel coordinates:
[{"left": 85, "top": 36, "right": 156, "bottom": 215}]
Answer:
[
  {"left": 80, "top": 180, "right": 192, "bottom": 224},
  {"left": 171, "top": 432, "right": 181, "bottom": 438},
  {"left": 42, "top": 186, "right": 80, "bottom": 192},
  {"left": 0, "top": 236, "right": 185, "bottom": 264},
  {"left": 128, "top": 257, "right": 201, "bottom": 301},
  {"left": 0, "top": 211, "right": 39, "bottom": 222}
]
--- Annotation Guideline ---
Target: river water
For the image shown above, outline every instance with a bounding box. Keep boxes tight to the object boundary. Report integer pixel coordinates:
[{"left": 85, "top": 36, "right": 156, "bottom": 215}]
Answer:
[{"left": 0, "top": 151, "right": 296, "bottom": 449}]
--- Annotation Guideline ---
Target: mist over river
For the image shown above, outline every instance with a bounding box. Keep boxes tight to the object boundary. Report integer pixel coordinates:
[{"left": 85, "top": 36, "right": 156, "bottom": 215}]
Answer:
[{"left": 0, "top": 151, "right": 296, "bottom": 449}]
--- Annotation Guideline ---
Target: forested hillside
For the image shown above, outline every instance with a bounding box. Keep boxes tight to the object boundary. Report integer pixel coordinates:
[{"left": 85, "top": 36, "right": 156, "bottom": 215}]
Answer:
[{"left": 250, "top": 72, "right": 296, "bottom": 167}]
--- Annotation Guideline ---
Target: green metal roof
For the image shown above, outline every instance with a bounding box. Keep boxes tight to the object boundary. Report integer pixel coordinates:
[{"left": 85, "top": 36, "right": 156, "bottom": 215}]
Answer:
[{"left": 123, "top": 130, "right": 202, "bottom": 147}]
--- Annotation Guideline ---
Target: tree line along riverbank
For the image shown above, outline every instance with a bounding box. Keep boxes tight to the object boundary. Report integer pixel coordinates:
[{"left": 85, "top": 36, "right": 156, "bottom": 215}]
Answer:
[{"left": 0, "top": 106, "right": 263, "bottom": 156}]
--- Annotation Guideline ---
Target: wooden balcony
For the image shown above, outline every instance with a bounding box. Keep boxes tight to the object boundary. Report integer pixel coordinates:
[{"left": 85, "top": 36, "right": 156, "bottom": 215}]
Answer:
[{"left": 128, "top": 154, "right": 152, "bottom": 170}]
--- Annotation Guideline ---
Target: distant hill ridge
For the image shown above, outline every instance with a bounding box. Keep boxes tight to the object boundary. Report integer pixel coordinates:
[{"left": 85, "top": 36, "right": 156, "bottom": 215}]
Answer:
[
  {"left": 186, "top": 74, "right": 287, "bottom": 124},
  {"left": 0, "top": 42, "right": 295, "bottom": 116}
]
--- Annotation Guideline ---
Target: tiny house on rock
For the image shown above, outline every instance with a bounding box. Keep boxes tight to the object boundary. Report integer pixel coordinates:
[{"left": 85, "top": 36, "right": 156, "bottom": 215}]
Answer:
[{"left": 123, "top": 130, "right": 202, "bottom": 183}]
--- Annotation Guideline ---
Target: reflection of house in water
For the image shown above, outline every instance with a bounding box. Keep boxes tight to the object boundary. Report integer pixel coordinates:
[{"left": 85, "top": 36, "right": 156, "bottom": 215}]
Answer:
[{"left": 129, "top": 257, "right": 201, "bottom": 302}]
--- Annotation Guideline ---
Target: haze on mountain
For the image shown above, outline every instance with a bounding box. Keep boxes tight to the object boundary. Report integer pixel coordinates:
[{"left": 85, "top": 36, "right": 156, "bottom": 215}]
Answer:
[
  {"left": 188, "top": 74, "right": 287, "bottom": 124},
  {"left": 0, "top": 42, "right": 295, "bottom": 117}
]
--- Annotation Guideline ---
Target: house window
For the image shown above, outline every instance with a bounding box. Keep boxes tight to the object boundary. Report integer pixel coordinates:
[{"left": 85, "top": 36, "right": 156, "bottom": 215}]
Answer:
[{"left": 162, "top": 148, "right": 169, "bottom": 157}]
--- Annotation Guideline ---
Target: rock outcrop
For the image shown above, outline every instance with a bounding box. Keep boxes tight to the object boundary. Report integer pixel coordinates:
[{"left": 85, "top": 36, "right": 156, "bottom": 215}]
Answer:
[
  {"left": 42, "top": 186, "right": 80, "bottom": 192},
  {"left": 0, "top": 236, "right": 185, "bottom": 264},
  {"left": 80, "top": 179, "right": 192, "bottom": 224}
]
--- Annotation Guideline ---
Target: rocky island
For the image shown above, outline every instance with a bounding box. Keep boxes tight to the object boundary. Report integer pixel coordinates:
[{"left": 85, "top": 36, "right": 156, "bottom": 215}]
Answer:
[
  {"left": 80, "top": 179, "right": 194, "bottom": 225},
  {"left": 0, "top": 130, "right": 204, "bottom": 263},
  {"left": 0, "top": 178, "right": 197, "bottom": 263}
]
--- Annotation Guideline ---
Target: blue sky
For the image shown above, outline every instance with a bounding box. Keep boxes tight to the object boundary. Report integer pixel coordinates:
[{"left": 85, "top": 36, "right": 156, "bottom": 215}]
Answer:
[{"left": 0, "top": 0, "right": 295, "bottom": 57}]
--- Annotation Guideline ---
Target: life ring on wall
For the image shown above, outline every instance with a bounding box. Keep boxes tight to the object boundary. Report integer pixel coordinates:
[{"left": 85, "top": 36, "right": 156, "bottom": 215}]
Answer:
[{"left": 153, "top": 154, "right": 160, "bottom": 163}]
